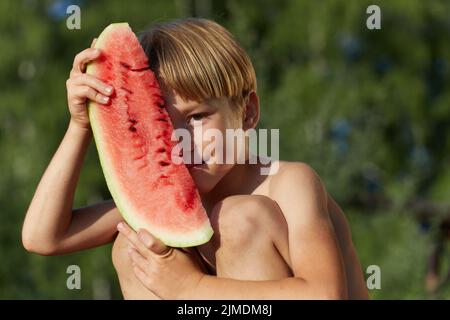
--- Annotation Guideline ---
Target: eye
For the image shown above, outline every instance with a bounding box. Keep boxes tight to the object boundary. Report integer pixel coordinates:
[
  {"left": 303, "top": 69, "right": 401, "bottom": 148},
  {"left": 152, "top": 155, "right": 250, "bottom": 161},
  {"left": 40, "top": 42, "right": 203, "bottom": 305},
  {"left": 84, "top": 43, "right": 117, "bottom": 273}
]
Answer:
[
  {"left": 192, "top": 113, "right": 205, "bottom": 121},
  {"left": 188, "top": 113, "right": 208, "bottom": 125}
]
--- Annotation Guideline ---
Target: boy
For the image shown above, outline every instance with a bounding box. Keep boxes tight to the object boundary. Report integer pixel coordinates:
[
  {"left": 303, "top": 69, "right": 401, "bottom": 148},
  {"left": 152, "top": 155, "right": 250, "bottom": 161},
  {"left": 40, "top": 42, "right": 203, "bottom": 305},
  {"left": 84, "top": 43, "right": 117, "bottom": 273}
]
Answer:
[{"left": 22, "top": 18, "right": 368, "bottom": 299}]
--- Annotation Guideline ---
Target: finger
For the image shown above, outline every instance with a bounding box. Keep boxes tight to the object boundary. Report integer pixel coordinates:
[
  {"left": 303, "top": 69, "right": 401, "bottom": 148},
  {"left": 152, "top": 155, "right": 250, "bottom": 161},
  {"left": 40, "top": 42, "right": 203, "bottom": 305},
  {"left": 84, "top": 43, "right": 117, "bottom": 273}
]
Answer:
[
  {"left": 71, "top": 48, "right": 101, "bottom": 75},
  {"left": 128, "top": 247, "right": 150, "bottom": 267},
  {"left": 71, "top": 74, "right": 113, "bottom": 96},
  {"left": 137, "top": 229, "right": 172, "bottom": 256},
  {"left": 132, "top": 262, "right": 159, "bottom": 296},
  {"left": 117, "top": 222, "right": 152, "bottom": 258},
  {"left": 91, "top": 38, "right": 97, "bottom": 48},
  {"left": 72, "top": 85, "right": 110, "bottom": 105}
]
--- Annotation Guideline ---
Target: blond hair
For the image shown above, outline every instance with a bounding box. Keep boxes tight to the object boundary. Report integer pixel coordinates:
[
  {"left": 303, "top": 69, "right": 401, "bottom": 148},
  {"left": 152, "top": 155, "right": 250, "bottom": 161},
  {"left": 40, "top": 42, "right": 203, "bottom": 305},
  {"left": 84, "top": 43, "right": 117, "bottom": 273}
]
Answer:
[{"left": 139, "top": 18, "right": 257, "bottom": 112}]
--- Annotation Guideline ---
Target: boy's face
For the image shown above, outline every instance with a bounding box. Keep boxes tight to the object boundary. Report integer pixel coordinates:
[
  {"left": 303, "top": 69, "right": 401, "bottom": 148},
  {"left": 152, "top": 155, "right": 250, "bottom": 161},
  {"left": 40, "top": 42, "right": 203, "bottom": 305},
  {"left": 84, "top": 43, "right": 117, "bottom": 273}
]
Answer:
[{"left": 161, "top": 85, "right": 244, "bottom": 194}]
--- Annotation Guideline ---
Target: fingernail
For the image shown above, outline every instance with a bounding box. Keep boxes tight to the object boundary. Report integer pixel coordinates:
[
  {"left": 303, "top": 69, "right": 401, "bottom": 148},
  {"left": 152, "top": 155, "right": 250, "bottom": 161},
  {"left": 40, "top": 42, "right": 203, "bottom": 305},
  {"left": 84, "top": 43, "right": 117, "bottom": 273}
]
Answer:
[
  {"left": 118, "top": 222, "right": 130, "bottom": 235},
  {"left": 101, "top": 96, "right": 109, "bottom": 103},
  {"left": 93, "top": 49, "right": 100, "bottom": 55},
  {"left": 105, "top": 86, "right": 113, "bottom": 94}
]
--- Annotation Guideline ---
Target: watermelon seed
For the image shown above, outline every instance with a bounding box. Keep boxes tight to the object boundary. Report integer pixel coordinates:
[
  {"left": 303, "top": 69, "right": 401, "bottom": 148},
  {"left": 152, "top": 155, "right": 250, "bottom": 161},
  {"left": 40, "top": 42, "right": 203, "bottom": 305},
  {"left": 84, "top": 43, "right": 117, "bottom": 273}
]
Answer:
[
  {"left": 121, "top": 86, "right": 133, "bottom": 94},
  {"left": 157, "top": 118, "right": 168, "bottom": 122},
  {"left": 156, "top": 147, "right": 166, "bottom": 153},
  {"left": 133, "top": 153, "right": 145, "bottom": 160},
  {"left": 130, "top": 66, "right": 150, "bottom": 72},
  {"left": 159, "top": 160, "right": 170, "bottom": 167},
  {"left": 120, "top": 61, "right": 131, "bottom": 69},
  {"left": 119, "top": 61, "right": 150, "bottom": 72},
  {"left": 128, "top": 118, "right": 138, "bottom": 132}
]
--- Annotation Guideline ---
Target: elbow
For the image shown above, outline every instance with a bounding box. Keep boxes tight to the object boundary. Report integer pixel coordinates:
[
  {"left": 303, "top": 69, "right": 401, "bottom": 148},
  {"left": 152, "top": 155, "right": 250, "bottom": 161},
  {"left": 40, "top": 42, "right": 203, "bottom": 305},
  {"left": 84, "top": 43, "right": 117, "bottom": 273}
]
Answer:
[{"left": 22, "top": 230, "right": 58, "bottom": 256}]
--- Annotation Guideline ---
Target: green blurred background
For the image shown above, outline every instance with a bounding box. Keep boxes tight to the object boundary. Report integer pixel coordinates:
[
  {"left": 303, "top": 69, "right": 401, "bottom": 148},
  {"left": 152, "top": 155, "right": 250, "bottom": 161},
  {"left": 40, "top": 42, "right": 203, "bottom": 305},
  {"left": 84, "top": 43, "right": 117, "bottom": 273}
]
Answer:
[{"left": 1, "top": 0, "right": 449, "bottom": 299}]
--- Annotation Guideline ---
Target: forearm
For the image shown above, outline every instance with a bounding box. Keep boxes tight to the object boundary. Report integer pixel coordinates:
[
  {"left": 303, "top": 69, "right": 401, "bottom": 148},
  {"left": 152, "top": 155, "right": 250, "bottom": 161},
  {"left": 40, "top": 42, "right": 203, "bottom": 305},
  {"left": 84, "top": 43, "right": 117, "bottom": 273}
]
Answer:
[
  {"left": 22, "top": 120, "right": 92, "bottom": 251},
  {"left": 192, "top": 276, "right": 347, "bottom": 300}
]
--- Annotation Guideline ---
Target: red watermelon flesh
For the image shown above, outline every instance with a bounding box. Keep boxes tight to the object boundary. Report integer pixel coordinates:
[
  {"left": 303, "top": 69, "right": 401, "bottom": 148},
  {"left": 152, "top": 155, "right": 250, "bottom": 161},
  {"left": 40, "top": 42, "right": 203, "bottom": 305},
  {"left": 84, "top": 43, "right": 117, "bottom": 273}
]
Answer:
[{"left": 87, "top": 23, "right": 213, "bottom": 247}]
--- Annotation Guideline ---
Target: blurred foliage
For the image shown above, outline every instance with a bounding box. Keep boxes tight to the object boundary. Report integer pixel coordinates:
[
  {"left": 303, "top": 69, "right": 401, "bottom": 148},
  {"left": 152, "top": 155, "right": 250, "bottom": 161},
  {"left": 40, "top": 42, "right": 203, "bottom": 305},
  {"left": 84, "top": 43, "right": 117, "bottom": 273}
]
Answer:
[{"left": 0, "top": 0, "right": 449, "bottom": 299}]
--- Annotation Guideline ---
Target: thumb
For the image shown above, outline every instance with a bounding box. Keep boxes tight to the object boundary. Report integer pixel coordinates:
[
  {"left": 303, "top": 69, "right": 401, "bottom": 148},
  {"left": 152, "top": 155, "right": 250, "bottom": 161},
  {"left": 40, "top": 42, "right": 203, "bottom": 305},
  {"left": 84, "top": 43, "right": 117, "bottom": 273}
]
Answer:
[{"left": 137, "top": 229, "right": 172, "bottom": 256}]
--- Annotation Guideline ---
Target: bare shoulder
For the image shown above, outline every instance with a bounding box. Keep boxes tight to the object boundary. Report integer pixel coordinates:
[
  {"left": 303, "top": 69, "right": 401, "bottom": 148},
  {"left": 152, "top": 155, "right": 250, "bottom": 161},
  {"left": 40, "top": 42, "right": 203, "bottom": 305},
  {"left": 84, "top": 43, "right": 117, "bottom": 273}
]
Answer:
[
  {"left": 269, "top": 161, "right": 356, "bottom": 254},
  {"left": 269, "top": 161, "right": 325, "bottom": 189},
  {"left": 268, "top": 161, "right": 329, "bottom": 220}
]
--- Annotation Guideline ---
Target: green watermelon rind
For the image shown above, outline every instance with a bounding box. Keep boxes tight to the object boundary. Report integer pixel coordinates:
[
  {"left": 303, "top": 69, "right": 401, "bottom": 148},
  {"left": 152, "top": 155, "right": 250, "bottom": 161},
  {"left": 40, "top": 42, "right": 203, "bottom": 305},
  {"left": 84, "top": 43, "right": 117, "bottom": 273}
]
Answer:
[{"left": 86, "top": 23, "right": 214, "bottom": 248}]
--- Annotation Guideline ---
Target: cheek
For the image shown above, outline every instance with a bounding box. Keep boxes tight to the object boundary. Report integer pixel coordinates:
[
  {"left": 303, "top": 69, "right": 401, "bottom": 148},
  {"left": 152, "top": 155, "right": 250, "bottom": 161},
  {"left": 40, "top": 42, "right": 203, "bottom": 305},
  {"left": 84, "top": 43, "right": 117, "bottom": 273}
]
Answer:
[
  {"left": 222, "top": 113, "right": 246, "bottom": 160},
  {"left": 192, "top": 119, "right": 227, "bottom": 159},
  {"left": 192, "top": 113, "right": 243, "bottom": 164}
]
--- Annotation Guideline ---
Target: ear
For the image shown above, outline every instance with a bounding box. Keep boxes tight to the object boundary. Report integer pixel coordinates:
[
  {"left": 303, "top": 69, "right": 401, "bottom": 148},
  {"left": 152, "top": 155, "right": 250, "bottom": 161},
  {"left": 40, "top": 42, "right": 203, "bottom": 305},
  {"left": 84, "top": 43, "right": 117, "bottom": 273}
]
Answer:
[{"left": 242, "top": 91, "right": 260, "bottom": 130}]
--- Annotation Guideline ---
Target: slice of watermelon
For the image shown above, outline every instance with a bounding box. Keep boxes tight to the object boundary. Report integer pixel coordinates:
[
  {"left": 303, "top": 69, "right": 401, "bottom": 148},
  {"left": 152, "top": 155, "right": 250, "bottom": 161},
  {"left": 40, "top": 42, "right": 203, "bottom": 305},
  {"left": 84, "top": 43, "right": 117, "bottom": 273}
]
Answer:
[{"left": 86, "top": 23, "right": 213, "bottom": 247}]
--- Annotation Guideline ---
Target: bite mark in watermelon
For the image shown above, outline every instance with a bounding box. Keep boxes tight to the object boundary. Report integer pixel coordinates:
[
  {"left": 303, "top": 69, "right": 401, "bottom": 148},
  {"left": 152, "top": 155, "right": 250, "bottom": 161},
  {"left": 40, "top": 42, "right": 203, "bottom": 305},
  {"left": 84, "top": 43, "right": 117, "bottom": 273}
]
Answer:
[{"left": 86, "top": 23, "right": 213, "bottom": 247}]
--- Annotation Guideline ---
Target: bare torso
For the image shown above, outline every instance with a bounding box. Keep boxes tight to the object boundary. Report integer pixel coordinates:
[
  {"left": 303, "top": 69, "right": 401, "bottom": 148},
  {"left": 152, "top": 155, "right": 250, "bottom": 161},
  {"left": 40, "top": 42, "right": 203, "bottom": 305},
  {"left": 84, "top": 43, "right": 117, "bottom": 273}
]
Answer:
[{"left": 112, "top": 161, "right": 368, "bottom": 299}]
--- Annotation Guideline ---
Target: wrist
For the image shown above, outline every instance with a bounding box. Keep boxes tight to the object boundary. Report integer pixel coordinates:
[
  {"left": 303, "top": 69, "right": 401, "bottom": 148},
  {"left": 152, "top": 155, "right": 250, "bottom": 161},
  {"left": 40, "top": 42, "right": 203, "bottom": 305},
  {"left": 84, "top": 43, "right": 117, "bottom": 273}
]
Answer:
[{"left": 68, "top": 119, "right": 92, "bottom": 136}]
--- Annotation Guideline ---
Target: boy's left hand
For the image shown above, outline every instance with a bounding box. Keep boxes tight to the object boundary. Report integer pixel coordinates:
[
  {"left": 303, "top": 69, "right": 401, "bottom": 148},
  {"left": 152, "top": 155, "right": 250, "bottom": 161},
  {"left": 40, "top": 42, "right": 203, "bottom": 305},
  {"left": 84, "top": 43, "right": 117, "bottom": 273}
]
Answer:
[{"left": 117, "top": 222, "right": 205, "bottom": 299}]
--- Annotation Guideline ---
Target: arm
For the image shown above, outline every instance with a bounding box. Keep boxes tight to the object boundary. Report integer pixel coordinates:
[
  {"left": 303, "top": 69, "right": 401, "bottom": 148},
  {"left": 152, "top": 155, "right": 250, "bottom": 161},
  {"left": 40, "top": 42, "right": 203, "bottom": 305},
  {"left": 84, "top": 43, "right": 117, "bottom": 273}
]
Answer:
[
  {"left": 22, "top": 45, "right": 121, "bottom": 255},
  {"left": 193, "top": 277, "right": 343, "bottom": 300},
  {"left": 22, "top": 121, "right": 121, "bottom": 255}
]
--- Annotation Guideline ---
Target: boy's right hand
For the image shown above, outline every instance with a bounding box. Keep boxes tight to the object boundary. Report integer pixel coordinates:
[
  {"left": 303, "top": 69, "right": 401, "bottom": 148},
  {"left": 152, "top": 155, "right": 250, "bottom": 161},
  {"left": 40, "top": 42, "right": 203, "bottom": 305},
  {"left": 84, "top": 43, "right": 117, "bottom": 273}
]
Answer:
[{"left": 66, "top": 39, "right": 114, "bottom": 129}]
